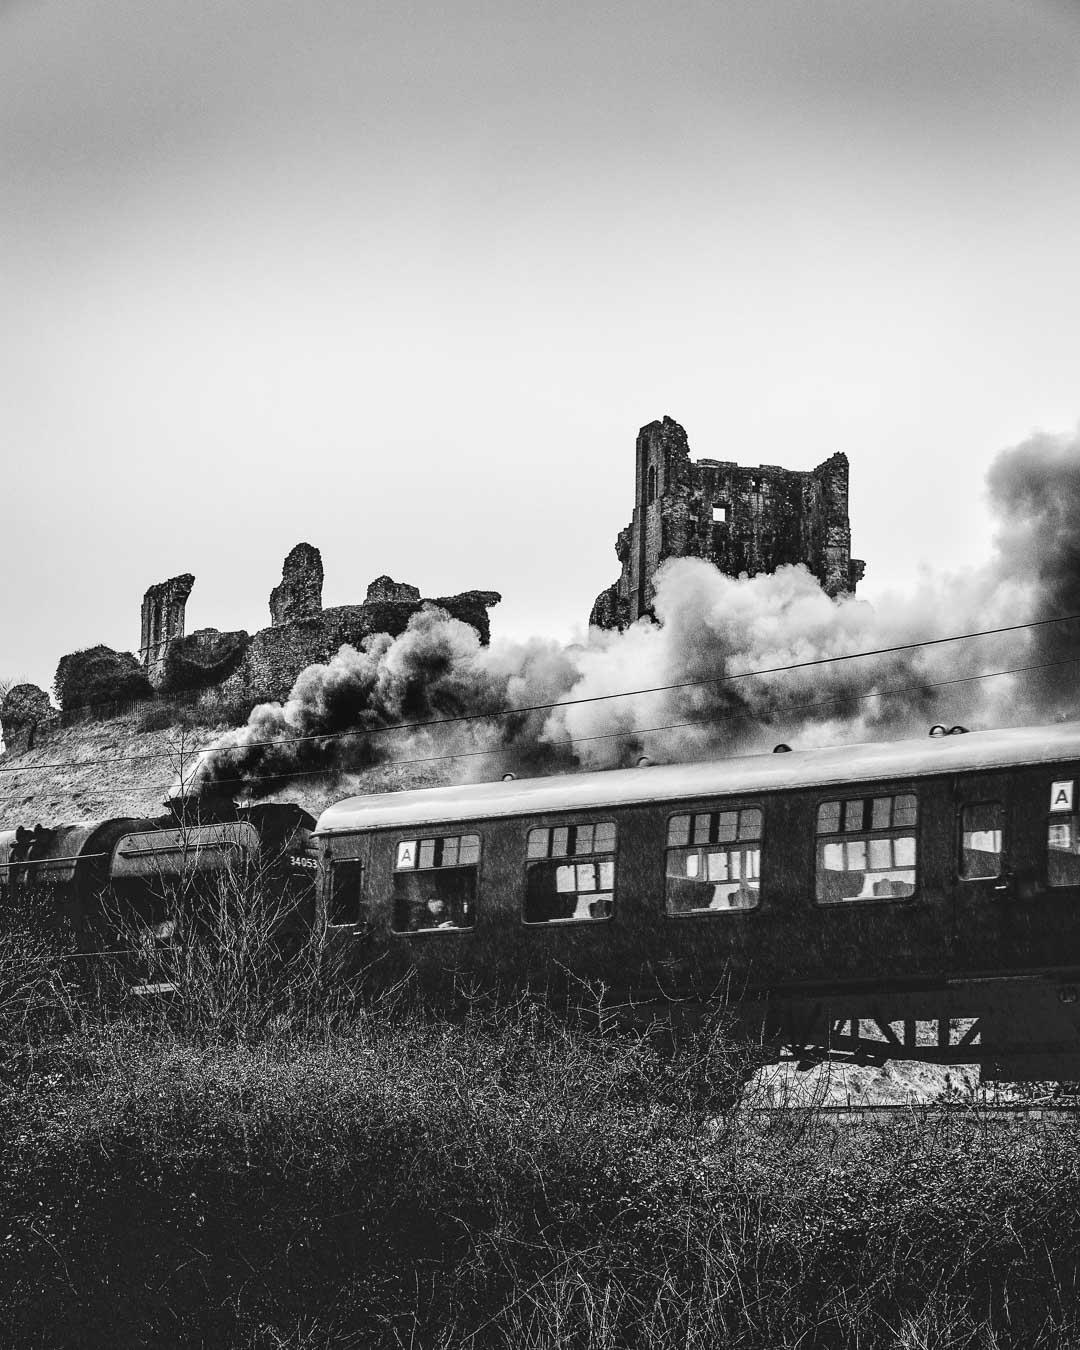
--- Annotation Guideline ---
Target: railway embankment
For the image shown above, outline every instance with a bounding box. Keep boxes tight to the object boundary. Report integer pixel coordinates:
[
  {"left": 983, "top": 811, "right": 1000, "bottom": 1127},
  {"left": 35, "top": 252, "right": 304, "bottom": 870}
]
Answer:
[
  {"left": 0, "top": 715, "right": 222, "bottom": 823},
  {"left": 0, "top": 711, "right": 452, "bottom": 823}
]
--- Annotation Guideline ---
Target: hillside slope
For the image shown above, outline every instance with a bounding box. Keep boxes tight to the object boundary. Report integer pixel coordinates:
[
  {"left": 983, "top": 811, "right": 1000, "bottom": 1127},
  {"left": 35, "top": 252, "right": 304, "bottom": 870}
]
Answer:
[{"left": 0, "top": 714, "right": 453, "bottom": 825}]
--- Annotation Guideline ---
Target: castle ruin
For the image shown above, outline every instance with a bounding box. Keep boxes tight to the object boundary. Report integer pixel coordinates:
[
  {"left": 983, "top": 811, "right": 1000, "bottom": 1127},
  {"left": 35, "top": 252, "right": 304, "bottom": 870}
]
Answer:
[
  {"left": 139, "top": 573, "right": 195, "bottom": 683},
  {"left": 137, "top": 545, "right": 501, "bottom": 706},
  {"left": 591, "top": 416, "right": 864, "bottom": 629}
]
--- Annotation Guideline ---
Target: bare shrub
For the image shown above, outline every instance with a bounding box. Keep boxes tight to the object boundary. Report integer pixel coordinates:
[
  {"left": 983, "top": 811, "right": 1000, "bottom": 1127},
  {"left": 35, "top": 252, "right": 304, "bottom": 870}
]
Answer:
[
  {"left": 107, "top": 844, "right": 344, "bottom": 1042},
  {"left": 0, "top": 884, "right": 77, "bottom": 1044}
]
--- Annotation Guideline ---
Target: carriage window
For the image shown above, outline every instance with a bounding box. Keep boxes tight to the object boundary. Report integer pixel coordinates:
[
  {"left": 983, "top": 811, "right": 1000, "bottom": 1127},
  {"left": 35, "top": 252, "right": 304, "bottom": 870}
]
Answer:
[
  {"left": 960, "top": 803, "right": 1004, "bottom": 880},
  {"left": 665, "top": 808, "right": 762, "bottom": 915},
  {"left": 329, "top": 859, "right": 365, "bottom": 925},
  {"left": 524, "top": 822, "right": 616, "bottom": 924},
  {"left": 391, "top": 834, "right": 479, "bottom": 933},
  {"left": 1047, "top": 815, "right": 1080, "bottom": 888},
  {"left": 816, "top": 793, "right": 917, "bottom": 902}
]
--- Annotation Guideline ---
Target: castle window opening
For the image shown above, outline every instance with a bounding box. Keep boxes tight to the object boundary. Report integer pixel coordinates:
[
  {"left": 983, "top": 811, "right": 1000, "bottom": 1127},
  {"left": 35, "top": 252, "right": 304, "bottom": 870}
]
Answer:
[
  {"left": 647, "top": 464, "right": 657, "bottom": 505},
  {"left": 712, "top": 504, "right": 727, "bottom": 523}
]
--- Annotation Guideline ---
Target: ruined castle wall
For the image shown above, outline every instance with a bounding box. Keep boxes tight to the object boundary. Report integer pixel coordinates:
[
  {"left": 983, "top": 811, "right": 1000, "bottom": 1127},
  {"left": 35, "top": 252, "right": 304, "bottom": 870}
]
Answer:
[
  {"left": 140, "top": 574, "right": 195, "bottom": 686},
  {"left": 216, "top": 594, "right": 502, "bottom": 707},
  {"left": 591, "top": 416, "right": 864, "bottom": 628},
  {"left": 269, "top": 543, "right": 324, "bottom": 626},
  {"left": 26, "top": 546, "right": 499, "bottom": 728}
]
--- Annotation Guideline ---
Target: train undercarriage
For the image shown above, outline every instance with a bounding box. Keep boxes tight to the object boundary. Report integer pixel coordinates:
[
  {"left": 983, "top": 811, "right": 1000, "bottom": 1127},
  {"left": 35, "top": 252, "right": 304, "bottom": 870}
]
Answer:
[{"left": 742, "top": 972, "right": 1080, "bottom": 1083}]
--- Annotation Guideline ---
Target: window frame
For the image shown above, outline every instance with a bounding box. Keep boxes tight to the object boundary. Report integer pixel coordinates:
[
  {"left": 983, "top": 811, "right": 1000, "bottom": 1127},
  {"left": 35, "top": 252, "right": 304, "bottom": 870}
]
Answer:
[
  {"left": 326, "top": 856, "right": 366, "bottom": 927},
  {"left": 814, "top": 790, "right": 920, "bottom": 906},
  {"left": 1046, "top": 776, "right": 1080, "bottom": 888},
  {"left": 521, "top": 819, "right": 617, "bottom": 927},
  {"left": 388, "top": 830, "right": 482, "bottom": 936},
  {"left": 957, "top": 800, "right": 1006, "bottom": 883},
  {"left": 663, "top": 803, "right": 764, "bottom": 920}
]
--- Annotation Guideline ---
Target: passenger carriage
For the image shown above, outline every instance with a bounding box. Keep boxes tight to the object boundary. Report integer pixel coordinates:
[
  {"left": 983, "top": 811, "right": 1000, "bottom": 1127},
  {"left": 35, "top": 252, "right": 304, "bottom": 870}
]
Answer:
[{"left": 315, "top": 722, "right": 1080, "bottom": 1082}]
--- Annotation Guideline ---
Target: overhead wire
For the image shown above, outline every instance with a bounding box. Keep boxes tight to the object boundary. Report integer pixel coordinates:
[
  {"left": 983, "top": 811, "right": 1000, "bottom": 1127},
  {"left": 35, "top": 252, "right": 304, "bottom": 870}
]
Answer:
[
  {"left": 2, "top": 611, "right": 1078, "bottom": 780},
  {"left": 210, "top": 652, "right": 1080, "bottom": 789},
  {"left": 105, "top": 651, "right": 1080, "bottom": 796}
]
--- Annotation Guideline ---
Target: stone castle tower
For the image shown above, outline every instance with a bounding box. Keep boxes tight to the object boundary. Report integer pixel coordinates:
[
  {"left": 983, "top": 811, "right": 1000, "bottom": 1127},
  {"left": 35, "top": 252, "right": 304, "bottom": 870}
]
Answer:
[{"left": 590, "top": 416, "right": 864, "bottom": 629}]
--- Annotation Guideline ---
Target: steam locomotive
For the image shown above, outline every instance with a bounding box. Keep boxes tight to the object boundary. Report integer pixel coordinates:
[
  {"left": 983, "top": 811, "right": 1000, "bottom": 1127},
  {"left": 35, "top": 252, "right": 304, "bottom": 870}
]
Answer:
[
  {"left": 0, "top": 796, "right": 316, "bottom": 965},
  {"left": 6, "top": 719, "right": 1080, "bottom": 1081}
]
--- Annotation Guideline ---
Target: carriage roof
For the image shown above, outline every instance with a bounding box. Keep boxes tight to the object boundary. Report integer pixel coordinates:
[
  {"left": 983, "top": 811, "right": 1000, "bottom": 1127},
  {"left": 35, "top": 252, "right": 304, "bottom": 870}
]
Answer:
[{"left": 314, "top": 721, "right": 1080, "bottom": 836}]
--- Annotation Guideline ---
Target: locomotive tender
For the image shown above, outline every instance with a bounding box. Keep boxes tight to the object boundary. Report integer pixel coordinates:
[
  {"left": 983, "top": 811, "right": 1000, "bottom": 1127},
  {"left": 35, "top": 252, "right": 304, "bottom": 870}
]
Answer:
[
  {"left": 314, "top": 721, "right": 1080, "bottom": 1082},
  {"left": 0, "top": 798, "right": 316, "bottom": 956}
]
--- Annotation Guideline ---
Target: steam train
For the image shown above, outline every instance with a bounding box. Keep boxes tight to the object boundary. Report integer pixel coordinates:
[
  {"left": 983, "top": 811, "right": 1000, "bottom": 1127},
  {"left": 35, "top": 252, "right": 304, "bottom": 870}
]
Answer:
[
  {"left": 0, "top": 797, "right": 317, "bottom": 963},
  {"left": 7, "top": 719, "right": 1080, "bottom": 1081}
]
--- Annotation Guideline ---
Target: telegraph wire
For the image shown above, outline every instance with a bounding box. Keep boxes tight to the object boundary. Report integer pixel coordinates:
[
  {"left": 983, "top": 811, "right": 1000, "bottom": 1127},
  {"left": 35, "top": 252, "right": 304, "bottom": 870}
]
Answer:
[
  {"left": 173, "top": 611, "right": 1080, "bottom": 767},
  {"left": 2, "top": 611, "right": 1079, "bottom": 779},
  {"left": 2, "top": 644, "right": 1071, "bottom": 863},
  {"left": 116, "top": 652, "right": 1080, "bottom": 794}
]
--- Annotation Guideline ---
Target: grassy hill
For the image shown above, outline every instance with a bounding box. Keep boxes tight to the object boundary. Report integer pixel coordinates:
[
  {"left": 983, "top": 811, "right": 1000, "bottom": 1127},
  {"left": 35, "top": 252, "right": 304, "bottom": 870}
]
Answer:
[{"left": 0, "top": 712, "right": 455, "bottom": 826}]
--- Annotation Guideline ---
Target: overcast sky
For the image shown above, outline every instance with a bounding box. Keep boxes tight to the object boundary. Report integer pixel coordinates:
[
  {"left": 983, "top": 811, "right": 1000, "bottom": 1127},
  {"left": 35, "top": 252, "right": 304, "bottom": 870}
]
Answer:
[{"left": 3, "top": 0, "right": 1079, "bottom": 694}]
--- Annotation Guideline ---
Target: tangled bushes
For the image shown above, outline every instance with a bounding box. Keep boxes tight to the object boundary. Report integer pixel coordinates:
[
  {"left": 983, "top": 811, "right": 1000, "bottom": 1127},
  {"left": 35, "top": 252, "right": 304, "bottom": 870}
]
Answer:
[
  {"left": 1, "top": 1001, "right": 1079, "bottom": 1348},
  {"left": 52, "top": 645, "right": 152, "bottom": 712},
  {"left": 0, "top": 867, "right": 1078, "bottom": 1348},
  {"left": 0, "top": 885, "right": 75, "bottom": 1043}
]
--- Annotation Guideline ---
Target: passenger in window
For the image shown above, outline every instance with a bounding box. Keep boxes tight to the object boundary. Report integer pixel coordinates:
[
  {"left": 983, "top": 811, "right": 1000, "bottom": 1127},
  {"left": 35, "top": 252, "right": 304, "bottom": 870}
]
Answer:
[
  {"left": 419, "top": 892, "right": 456, "bottom": 930},
  {"left": 398, "top": 874, "right": 469, "bottom": 931}
]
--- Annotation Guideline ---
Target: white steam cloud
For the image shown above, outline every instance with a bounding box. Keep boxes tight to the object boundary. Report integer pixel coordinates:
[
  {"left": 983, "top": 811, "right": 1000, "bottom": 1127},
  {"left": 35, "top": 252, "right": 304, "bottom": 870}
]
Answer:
[{"left": 182, "top": 426, "right": 1080, "bottom": 800}]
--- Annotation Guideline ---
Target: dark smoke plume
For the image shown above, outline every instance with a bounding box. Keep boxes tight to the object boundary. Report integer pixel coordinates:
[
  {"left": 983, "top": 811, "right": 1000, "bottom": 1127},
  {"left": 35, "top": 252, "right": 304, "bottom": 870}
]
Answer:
[
  {"left": 985, "top": 429, "right": 1080, "bottom": 717},
  {"left": 181, "top": 425, "right": 1080, "bottom": 801}
]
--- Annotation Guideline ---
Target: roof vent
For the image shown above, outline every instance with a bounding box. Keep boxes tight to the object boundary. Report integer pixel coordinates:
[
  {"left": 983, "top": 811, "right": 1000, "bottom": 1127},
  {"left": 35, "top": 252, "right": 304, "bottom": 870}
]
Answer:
[
  {"left": 948, "top": 725, "right": 969, "bottom": 735},
  {"left": 772, "top": 743, "right": 792, "bottom": 753},
  {"left": 929, "top": 725, "right": 947, "bottom": 737},
  {"left": 636, "top": 755, "right": 654, "bottom": 767},
  {"left": 501, "top": 772, "right": 516, "bottom": 781}
]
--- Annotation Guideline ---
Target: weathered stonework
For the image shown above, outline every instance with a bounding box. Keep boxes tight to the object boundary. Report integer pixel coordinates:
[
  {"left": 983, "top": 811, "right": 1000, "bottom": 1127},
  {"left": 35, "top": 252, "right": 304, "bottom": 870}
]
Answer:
[
  {"left": 591, "top": 416, "right": 865, "bottom": 628},
  {"left": 0, "top": 683, "right": 59, "bottom": 755},
  {"left": 160, "top": 628, "right": 252, "bottom": 695},
  {"left": 135, "top": 546, "right": 502, "bottom": 709},
  {"left": 270, "top": 543, "right": 324, "bottom": 626},
  {"left": 139, "top": 574, "right": 195, "bottom": 686},
  {"left": 365, "top": 576, "right": 422, "bottom": 605},
  {"left": 217, "top": 590, "right": 503, "bottom": 706}
]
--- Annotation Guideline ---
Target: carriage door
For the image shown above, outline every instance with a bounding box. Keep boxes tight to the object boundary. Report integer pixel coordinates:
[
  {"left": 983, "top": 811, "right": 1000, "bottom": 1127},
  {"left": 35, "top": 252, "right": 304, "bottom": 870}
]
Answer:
[
  {"left": 324, "top": 837, "right": 369, "bottom": 931},
  {"left": 951, "top": 771, "right": 1016, "bottom": 975}
]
